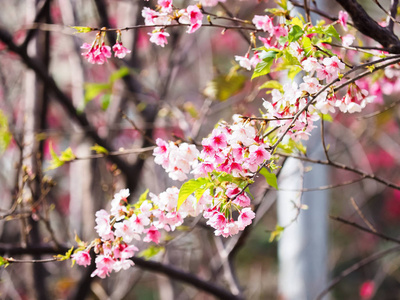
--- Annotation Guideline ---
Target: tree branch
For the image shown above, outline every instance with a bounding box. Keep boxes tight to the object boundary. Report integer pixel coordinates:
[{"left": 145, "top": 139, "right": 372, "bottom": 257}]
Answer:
[
  {"left": 0, "top": 244, "right": 243, "bottom": 300},
  {"left": 335, "top": 0, "right": 400, "bottom": 53}
]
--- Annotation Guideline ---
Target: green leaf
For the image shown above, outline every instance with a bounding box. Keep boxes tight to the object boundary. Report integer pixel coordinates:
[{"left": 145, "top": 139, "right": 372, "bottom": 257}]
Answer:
[
  {"left": 90, "top": 144, "right": 109, "bottom": 155},
  {"left": 101, "top": 94, "right": 111, "bottom": 110},
  {"left": 48, "top": 143, "right": 64, "bottom": 170},
  {"left": 84, "top": 83, "right": 111, "bottom": 104},
  {"left": 323, "top": 25, "right": 340, "bottom": 40},
  {"left": 48, "top": 146, "right": 76, "bottom": 170},
  {"left": 0, "top": 110, "right": 11, "bottom": 153},
  {"left": 109, "top": 67, "right": 130, "bottom": 84},
  {"left": 302, "top": 37, "right": 313, "bottom": 56},
  {"left": 259, "top": 80, "right": 283, "bottom": 93},
  {"left": 138, "top": 245, "right": 164, "bottom": 260},
  {"left": 60, "top": 147, "right": 76, "bottom": 162},
  {"left": 321, "top": 114, "right": 333, "bottom": 122},
  {"left": 288, "top": 66, "right": 302, "bottom": 80},
  {"left": 259, "top": 168, "right": 278, "bottom": 189},
  {"left": 252, "top": 50, "right": 280, "bottom": 80},
  {"left": 70, "top": 26, "right": 93, "bottom": 33},
  {"left": 282, "top": 49, "right": 301, "bottom": 66},
  {"left": 0, "top": 256, "right": 10, "bottom": 268},
  {"left": 204, "top": 73, "right": 246, "bottom": 101},
  {"left": 139, "top": 189, "right": 149, "bottom": 202},
  {"left": 269, "top": 225, "right": 284, "bottom": 242},
  {"left": 275, "top": 0, "right": 287, "bottom": 9},
  {"left": 288, "top": 25, "right": 304, "bottom": 43},
  {"left": 290, "top": 17, "right": 303, "bottom": 28},
  {"left": 178, "top": 178, "right": 211, "bottom": 210},
  {"left": 56, "top": 246, "right": 74, "bottom": 261}
]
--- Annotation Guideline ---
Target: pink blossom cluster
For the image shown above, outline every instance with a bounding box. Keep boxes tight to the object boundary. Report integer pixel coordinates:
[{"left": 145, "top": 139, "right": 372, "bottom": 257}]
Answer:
[
  {"left": 153, "top": 139, "right": 200, "bottom": 181},
  {"left": 193, "top": 119, "right": 271, "bottom": 177},
  {"left": 81, "top": 33, "right": 131, "bottom": 65},
  {"left": 142, "top": 1, "right": 204, "bottom": 47},
  {"left": 73, "top": 182, "right": 256, "bottom": 277}
]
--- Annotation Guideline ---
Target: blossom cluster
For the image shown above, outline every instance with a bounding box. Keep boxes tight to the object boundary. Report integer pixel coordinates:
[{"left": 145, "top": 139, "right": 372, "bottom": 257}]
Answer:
[
  {"left": 73, "top": 179, "right": 256, "bottom": 277},
  {"left": 142, "top": 1, "right": 204, "bottom": 47},
  {"left": 81, "top": 31, "right": 131, "bottom": 65},
  {"left": 154, "top": 117, "right": 271, "bottom": 179}
]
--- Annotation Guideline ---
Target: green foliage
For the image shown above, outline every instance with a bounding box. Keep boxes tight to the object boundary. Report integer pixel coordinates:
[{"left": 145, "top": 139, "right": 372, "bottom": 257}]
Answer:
[
  {"left": 269, "top": 225, "right": 284, "bottom": 242},
  {"left": 0, "top": 110, "right": 11, "bottom": 153},
  {"left": 203, "top": 72, "right": 246, "bottom": 101},
  {"left": 252, "top": 50, "right": 280, "bottom": 79},
  {"left": 84, "top": 67, "right": 130, "bottom": 106},
  {"left": 177, "top": 177, "right": 212, "bottom": 210},
  {"left": 0, "top": 256, "right": 10, "bottom": 268},
  {"left": 55, "top": 246, "right": 74, "bottom": 261},
  {"left": 138, "top": 245, "right": 164, "bottom": 260},
  {"left": 70, "top": 26, "right": 93, "bottom": 33},
  {"left": 259, "top": 80, "right": 284, "bottom": 93},
  {"left": 259, "top": 168, "right": 278, "bottom": 189},
  {"left": 48, "top": 145, "right": 76, "bottom": 170},
  {"left": 287, "top": 25, "right": 304, "bottom": 43},
  {"left": 277, "top": 138, "right": 307, "bottom": 155},
  {"left": 90, "top": 144, "right": 109, "bottom": 155}
]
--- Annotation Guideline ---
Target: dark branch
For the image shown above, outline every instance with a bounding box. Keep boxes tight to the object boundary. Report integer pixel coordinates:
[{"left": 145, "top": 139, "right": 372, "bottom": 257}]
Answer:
[
  {"left": 335, "top": 0, "right": 400, "bottom": 53},
  {"left": 0, "top": 244, "right": 242, "bottom": 300}
]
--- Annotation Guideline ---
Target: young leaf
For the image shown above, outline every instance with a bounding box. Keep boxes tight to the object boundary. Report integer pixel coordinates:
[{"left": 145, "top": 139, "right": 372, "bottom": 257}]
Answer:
[
  {"left": 109, "top": 67, "right": 130, "bottom": 84},
  {"left": 55, "top": 246, "right": 74, "bottom": 261},
  {"left": 60, "top": 147, "right": 76, "bottom": 162},
  {"left": 48, "top": 143, "right": 64, "bottom": 170},
  {"left": 269, "top": 225, "right": 284, "bottom": 242},
  {"left": 70, "top": 26, "right": 93, "bottom": 33},
  {"left": 138, "top": 245, "right": 164, "bottom": 260},
  {"left": 0, "top": 110, "right": 12, "bottom": 153},
  {"left": 178, "top": 177, "right": 210, "bottom": 210},
  {"left": 288, "top": 25, "right": 304, "bottom": 43},
  {"left": 203, "top": 73, "right": 246, "bottom": 101},
  {"left": 139, "top": 189, "right": 149, "bottom": 202},
  {"left": 91, "top": 144, "right": 109, "bottom": 155},
  {"left": 323, "top": 25, "right": 340, "bottom": 40},
  {"left": 259, "top": 168, "right": 278, "bottom": 189},
  {"left": 84, "top": 83, "right": 111, "bottom": 104},
  {"left": 259, "top": 80, "right": 284, "bottom": 93},
  {"left": 0, "top": 256, "right": 10, "bottom": 268}
]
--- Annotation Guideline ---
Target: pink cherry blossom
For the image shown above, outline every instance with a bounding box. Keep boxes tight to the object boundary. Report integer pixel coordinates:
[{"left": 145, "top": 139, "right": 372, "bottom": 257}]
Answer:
[
  {"left": 235, "top": 54, "right": 252, "bottom": 70},
  {"left": 144, "top": 226, "right": 161, "bottom": 244},
  {"left": 158, "top": 0, "right": 173, "bottom": 13},
  {"left": 72, "top": 250, "right": 91, "bottom": 267},
  {"left": 252, "top": 15, "right": 273, "bottom": 34},
  {"left": 112, "top": 42, "right": 131, "bottom": 58},
  {"left": 323, "top": 56, "right": 345, "bottom": 75},
  {"left": 238, "top": 207, "right": 255, "bottom": 230},
  {"left": 338, "top": 10, "right": 349, "bottom": 31},
  {"left": 148, "top": 30, "right": 170, "bottom": 47}
]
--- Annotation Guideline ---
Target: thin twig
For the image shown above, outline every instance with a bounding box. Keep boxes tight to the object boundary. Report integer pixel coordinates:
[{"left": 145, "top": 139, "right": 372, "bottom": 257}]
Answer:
[
  {"left": 350, "top": 197, "right": 377, "bottom": 232},
  {"left": 316, "top": 244, "right": 400, "bottom": 299},
  {"left": 277, "top": 153, "right": 400, "bottom": 191}
]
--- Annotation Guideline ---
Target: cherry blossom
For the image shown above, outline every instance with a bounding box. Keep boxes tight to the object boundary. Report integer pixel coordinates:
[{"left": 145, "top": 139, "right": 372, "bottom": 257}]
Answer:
[
  {"left": 112, "top": 42, "right": 131, "bottom": 58},
  {"left": 148, "top": 30, "right": 170, "bottom": 47}
]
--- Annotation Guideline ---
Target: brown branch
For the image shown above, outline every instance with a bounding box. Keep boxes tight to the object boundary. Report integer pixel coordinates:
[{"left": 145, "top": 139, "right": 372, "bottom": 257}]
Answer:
[
  {"left": 388, "top": 0, "right": 399, "bottom": 31},
  {"left": 350, "top": 197, "right": 377, "bottom": 232},
  {"left": 316, "top": 244, "right": 400, "bottom": 299},
  {"left": 335, "top": 0, "right": 400, "bottom": 53},
  {"left": 277, "top": 153, "right": 400, "bottom": 191},
  {"left": 0, "top": 27, "right": 140, "bottom": 190},
  {"left": 330, "top": 215, "right": 400, "bottom": 244},
  {"left": 0, "top": 244, "right": 243, "bottom": 300}
]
